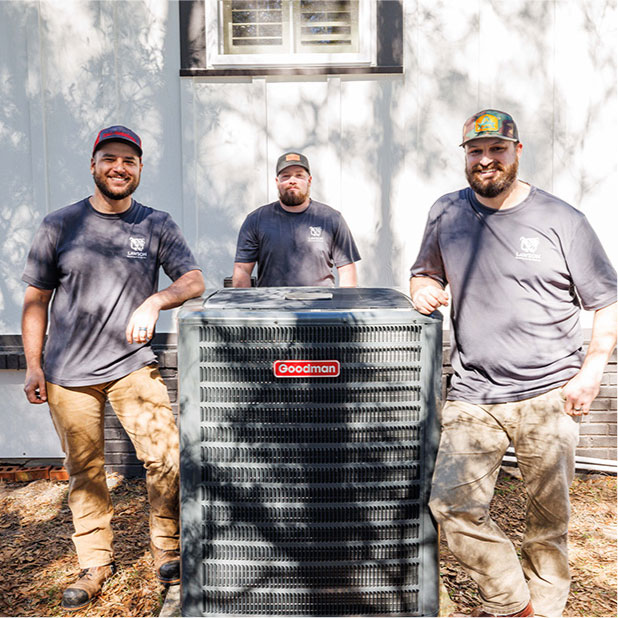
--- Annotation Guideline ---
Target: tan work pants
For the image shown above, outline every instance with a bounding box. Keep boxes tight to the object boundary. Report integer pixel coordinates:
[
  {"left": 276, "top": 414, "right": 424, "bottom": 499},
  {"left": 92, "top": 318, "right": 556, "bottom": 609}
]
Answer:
[
  {"left": 47, "top": 364, "right": 180, "bottom": 568},
  {"left": 429, "top": 388, "right": 579, "bottom": 617}
]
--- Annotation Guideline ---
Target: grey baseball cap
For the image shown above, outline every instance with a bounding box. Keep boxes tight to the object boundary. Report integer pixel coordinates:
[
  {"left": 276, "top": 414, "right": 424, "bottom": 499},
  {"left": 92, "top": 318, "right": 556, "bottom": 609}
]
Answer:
[{"left": 276, "top": 152, "right": 310, "bottom": 175}]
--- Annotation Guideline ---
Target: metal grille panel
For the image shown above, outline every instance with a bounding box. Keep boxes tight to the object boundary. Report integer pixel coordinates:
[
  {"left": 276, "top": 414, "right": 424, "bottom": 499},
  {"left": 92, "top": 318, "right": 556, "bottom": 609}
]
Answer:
[{"left": 179, "top": 288, "right": 441, "bottom": 616}]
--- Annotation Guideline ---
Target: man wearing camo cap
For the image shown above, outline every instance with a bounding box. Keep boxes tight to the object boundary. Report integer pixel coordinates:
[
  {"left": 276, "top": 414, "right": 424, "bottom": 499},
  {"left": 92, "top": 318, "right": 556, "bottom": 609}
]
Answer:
[{"left": 410, "top": 109, "right": 616, "bottom": 616}]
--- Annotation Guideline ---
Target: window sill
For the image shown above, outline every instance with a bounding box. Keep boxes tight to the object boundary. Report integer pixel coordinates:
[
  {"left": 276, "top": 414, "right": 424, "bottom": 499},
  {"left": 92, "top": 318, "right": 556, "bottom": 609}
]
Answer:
[{"left": 180, "top": 65, "right": 403, "bottom": 77}]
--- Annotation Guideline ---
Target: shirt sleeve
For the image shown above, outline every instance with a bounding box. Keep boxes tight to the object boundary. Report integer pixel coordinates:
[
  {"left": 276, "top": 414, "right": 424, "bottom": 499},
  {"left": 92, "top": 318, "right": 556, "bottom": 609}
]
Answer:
[
  {"left": 158, "top": 214, "right": 202, "bottom": 281},
  {"left": 409, "top": 204, "right": 447, "bottom": 287},
  {"left": 331, "top": 214, "right": 361, "bottom": 267},
  {"left": 234, "top": 214, "right": 259, "bottom": 263},
  {"left": 564, "top": 216, "right": 617, "bottom": 311},
  {"left": 21, "top": 217, "right": 60, "bottom": 290}
]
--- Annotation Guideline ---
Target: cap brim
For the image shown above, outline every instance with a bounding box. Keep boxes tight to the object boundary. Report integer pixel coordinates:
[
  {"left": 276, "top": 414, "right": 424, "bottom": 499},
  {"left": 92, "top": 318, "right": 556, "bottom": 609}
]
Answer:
[
  {"left": 93, "top": 137, "right": 143, "bottom": 157},
  {"left": 460, "top": 134, "right": 519, "bottom": 147},
  {"left": 276, "top": 162, "right": 310, "bottom": 175}
]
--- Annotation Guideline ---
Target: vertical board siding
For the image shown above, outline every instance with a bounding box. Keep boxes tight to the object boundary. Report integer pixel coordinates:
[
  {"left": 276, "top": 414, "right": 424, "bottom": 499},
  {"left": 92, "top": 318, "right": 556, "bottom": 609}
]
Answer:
[{"left": 0, "top": 0, "right": 616, "bottom": 462}]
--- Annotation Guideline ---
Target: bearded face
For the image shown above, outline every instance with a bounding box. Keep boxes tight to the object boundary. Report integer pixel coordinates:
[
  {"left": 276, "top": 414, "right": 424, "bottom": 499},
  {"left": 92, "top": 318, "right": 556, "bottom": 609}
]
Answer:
[
  {"left": 93, "top": 167, "right": 140, "bottom": 200},
  {"left": 466, "top": 156, "right": 519, "bottom": 198},
  {"left": 279, "top": 184, "right": 310, "bottom": 206},
  {"left": 91, "top": 142, "right": 142, "bottom": 202},
  {"left": 276, "top": 165, "right": 311, "bottom": 208}
]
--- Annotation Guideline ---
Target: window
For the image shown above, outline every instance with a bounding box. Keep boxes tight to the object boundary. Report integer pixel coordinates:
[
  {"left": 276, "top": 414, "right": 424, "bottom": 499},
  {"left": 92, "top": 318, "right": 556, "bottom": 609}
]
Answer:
[
  {"left": 223, "top": 1, "right": 360, "bottom": 56},
  {"left": 212, "top": 0, "right": 370, "bottom": 67},
  {"left": 179, "top": 0, "right": 403, "bottom": 76}
]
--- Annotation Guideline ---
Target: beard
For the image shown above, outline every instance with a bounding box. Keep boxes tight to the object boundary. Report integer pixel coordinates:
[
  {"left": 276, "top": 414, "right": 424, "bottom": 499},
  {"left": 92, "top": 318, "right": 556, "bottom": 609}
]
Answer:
[
  {"left": 466, "top": 157, "right": 518, "bottom": 198},
  {"left": 93, "top": 169, "right": 140, "bottom": 200},
  {"left": 279, "top": 186, "right": 309, "bottom": 207}
]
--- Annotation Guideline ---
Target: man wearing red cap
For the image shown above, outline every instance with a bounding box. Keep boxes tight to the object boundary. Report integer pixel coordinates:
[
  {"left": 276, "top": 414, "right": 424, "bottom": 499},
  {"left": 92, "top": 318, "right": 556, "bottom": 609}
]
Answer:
[
  {"left": 21, "top": 125, "right": 205, "bottom": 611},
  {"left": 410, "top": 110, "right": 616, "bottom": 617}
]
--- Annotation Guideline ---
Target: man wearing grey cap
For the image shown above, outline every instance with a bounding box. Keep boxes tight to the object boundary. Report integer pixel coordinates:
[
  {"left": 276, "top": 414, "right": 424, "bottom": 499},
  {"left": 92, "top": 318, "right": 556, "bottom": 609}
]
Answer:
[
  {"left": 232, "top": 151, "right": 361, "bottom": 287},
  {"left": 410, "top": 110, "right": 616, "bottom": 617},
  {"left": 21, "top": 125, "right": 205, "bottom": 610}
]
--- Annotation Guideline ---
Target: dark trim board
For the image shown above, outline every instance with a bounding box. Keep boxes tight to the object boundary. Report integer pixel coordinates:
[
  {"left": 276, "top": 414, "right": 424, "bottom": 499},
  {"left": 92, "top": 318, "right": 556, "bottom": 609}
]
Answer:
[{"left": 179, "top": 0, "right": 404, "bottom": 77}]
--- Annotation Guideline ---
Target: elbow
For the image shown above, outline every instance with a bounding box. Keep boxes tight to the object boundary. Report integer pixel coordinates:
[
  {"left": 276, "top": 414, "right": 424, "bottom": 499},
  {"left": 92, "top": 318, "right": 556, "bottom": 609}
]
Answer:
[{"left": 189, "top": 270, "right": 205, "bottom": 298}]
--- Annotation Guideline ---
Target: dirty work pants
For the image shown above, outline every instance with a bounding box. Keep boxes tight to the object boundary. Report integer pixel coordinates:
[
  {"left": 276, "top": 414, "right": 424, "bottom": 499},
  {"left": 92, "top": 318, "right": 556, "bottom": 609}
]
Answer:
[
  {"left": 46, "top": 364, "right": 180, "bottom": 569},
  {"left": 429, "top": 388, "right": 580, "bottom": 617}
]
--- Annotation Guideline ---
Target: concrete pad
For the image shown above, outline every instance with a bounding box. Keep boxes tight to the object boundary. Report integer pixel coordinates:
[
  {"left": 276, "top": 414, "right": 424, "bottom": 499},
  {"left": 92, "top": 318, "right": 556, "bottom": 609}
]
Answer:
[{"left": 159, "top": 583, "right": 181, "bottom": 617}]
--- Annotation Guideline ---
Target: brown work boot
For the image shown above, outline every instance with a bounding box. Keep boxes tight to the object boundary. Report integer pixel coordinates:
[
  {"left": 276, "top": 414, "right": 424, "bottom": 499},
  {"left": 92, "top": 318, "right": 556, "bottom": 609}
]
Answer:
[
  {"left": 151, "top": 542, "right": 180, "bottom": 585},
  {"left": 450, "top": 601, "right": 534, "bottom": 617},
  {"left": 61, "top": 563, "right": 116, "bottom": 611}
]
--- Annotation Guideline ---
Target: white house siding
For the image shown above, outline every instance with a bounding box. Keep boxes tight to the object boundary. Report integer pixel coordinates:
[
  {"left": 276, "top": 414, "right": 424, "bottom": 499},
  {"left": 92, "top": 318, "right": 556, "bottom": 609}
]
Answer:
[{"left": 0, "top": 0, "right": 616, "bottom": 458}]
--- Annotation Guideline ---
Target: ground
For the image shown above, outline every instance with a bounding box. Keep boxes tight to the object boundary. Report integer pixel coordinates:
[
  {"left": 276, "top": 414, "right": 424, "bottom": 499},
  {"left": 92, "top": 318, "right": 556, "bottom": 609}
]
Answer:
[{"left": 0, "top": 469, "right": 615, "bottom": 617}]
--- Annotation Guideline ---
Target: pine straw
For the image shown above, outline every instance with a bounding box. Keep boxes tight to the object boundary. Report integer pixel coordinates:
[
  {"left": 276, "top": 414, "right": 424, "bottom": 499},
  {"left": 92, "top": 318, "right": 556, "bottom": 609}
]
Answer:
[
  {"left": 0, "top": 473, "right": 165, "bottom": 617},
  {"left": 0, "top": 469, "right": 615, "bottom": 617}
]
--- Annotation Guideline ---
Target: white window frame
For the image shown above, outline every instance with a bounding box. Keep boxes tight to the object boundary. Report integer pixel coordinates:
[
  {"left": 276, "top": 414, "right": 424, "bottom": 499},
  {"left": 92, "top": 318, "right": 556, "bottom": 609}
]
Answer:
[{"left": 205, "top": 0, "right": 375, "bottom": 68}]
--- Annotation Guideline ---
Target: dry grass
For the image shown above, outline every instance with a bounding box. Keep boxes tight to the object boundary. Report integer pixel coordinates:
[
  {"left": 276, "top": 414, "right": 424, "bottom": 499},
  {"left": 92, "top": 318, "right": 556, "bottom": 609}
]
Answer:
[{"left": 0, "top": 469, "right": 615, "bottom": 617}]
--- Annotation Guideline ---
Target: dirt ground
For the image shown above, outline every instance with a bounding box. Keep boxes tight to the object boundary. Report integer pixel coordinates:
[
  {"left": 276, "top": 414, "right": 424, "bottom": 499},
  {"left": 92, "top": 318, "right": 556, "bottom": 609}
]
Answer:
[{"left": 0, "top": 469, "right": 615, "bottom": 617}]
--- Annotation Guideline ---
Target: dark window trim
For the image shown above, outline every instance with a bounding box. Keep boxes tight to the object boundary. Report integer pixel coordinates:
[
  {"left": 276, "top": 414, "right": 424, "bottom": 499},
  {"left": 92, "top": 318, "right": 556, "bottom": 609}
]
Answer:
[{"left": 179, "top": 0, "right": 403, "bottom": 77}]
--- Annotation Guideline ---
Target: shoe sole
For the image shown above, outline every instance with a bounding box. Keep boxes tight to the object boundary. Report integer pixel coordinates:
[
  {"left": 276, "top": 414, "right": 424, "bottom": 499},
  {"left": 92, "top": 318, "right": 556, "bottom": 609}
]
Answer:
[
  {"left": 157, "top": 575, "right": 181, "bottom": 585},
  {"left": 60, "top": 592, "right": 99, "bottom": 612}
]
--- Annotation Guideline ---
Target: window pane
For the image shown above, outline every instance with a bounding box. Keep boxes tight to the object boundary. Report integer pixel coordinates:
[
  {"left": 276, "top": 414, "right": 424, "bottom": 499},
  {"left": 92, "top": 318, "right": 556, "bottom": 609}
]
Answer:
[
  {"left": 296, "top": 0, "right": 358, "bottom": 53},
  {"left": 223, "top": 0, "right": 289, "bottom": 54}
]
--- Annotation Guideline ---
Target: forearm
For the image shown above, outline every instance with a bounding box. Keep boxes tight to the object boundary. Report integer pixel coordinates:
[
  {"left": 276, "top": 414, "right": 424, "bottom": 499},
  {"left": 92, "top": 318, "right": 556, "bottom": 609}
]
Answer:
[
  {"left": 147, "top": 269, "right": 205, "bottom": 311},
  {"left": 21, "top": 287, "right": 52, "bottom": 369},
  {"left": 562, "top": 301, "right": 617, "bottom": 415},
  {"left": 126, "top": 270, "right": 204, "bottom": 344},
  {"left": 580, "top": 302, "right": 617, "bottom": 382},
  {"left": 232, "top": 262, "right": 255, "bottom": 288},
  {"left": 337, "top": 263, "right": 357, "bottom": 287},
  {"left": 22, "top": 286, "right": 53, "bottom": 403}
]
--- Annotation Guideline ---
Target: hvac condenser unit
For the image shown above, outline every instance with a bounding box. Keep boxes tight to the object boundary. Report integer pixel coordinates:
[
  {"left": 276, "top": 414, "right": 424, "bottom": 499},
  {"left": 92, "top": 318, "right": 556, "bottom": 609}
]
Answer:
[{"left": 178, "top": 287, "right": 442, "bottom": 617}]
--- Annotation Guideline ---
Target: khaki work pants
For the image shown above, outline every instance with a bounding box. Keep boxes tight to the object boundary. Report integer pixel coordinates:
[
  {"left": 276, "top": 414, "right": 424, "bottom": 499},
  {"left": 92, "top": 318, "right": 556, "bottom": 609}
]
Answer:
[
  {"left": 429, "top": 388, "right": 580, "bottom": 617},
  {"left": 47, "top": 364, "right": 180, "bottom": 568}
]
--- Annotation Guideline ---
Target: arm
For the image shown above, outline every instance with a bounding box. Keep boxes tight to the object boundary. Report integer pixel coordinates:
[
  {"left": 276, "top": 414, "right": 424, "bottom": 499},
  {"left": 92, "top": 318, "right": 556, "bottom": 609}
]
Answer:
[
  {"left": 561, "top": 301, "right": 617, "bottom": 415},
  {"left": 126, "top": 269, "right": 205, "bottom": 343},
  {"left": 22, "top": 286, "right": 53, "bottom": 404},
  {"left": 337, "top": 263, "right": 357, "bottom": 287},
  {"left": 232, "top": 262, "right": 255, "bottom": 288},
  {"left": 409, "top": 276, "right": 449, "bottom": 315}
]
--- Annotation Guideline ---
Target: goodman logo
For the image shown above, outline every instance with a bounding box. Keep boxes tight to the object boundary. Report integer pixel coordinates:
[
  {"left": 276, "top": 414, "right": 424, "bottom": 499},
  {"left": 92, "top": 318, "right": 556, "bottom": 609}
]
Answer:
[{"left": 273, "top": 360, "right": 340, "bottom": 378}]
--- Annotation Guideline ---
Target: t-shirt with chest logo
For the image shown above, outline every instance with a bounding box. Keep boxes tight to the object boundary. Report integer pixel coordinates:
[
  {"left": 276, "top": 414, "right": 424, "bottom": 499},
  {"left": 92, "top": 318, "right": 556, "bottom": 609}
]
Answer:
[
  {"left": 22, "top": 198, "right": 201, "bottom": 386},
  {"left": 234, "top": 199, "right": 361, "bottom": 287},
  {"left": 410, "top": 185, "right": 616, "bottom": 403}
]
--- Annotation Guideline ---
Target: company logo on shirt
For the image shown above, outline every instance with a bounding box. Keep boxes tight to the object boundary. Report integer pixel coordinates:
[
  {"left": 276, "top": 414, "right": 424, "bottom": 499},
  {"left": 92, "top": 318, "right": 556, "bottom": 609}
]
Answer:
[
  {"left": 308, "top": 226, "right": 323, "bottom": 242},
  {"left": 515, "top": 236, "right": 541, "bottom": 262},
  {"left": 127, "top": 236, "right": 147, "bottom": 259}
]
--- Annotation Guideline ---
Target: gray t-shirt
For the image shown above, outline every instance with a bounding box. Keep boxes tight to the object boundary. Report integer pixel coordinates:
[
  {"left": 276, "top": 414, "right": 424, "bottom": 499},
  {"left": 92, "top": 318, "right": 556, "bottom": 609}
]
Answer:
[
  {"left": 410, "top": 186, "right": 616, "bottom": 404},
  {"left": 234, "top": 200, "right": 361, "bottom": 287},
  {"left": 22, "top": 198, "right": 201, "bottom": 387}
]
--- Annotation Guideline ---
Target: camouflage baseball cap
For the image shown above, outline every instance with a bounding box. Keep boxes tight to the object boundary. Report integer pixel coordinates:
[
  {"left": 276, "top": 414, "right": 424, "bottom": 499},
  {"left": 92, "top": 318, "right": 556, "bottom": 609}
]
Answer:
[{"left": 460, "top": 109, "right": 519, "bottom": 147}]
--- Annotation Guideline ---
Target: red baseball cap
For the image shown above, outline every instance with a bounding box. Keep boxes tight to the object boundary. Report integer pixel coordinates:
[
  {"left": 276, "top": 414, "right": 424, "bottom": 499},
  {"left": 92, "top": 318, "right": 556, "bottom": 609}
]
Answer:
[{"left": 92, "top": 125, "right": 143, "bottom": 157}]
